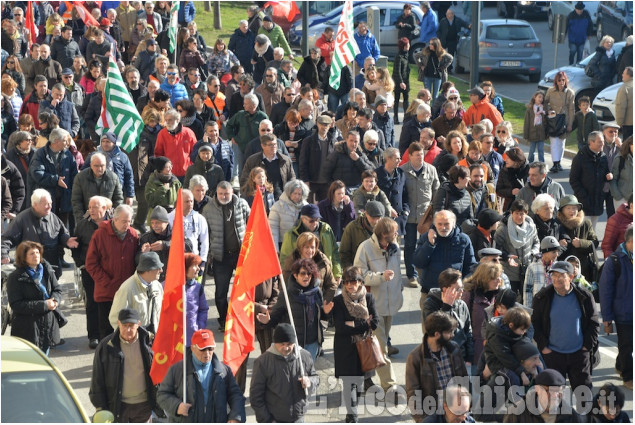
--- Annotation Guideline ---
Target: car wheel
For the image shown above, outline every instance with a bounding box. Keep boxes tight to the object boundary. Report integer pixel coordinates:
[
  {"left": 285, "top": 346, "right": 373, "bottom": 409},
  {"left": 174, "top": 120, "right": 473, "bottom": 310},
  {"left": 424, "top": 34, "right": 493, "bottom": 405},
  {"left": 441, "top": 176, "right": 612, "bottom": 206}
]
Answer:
[
  {"left": 529, "top": 72, "right": 541, "bottom": 83},
  {"left": 409, "top": 43, "right": 425, "bottom": 64},
  {"left": 548, "top": 11, "right": 554, "bottom": 30},
  {"left": 596, "top": 21, "right": 603, "bottom": 40}
]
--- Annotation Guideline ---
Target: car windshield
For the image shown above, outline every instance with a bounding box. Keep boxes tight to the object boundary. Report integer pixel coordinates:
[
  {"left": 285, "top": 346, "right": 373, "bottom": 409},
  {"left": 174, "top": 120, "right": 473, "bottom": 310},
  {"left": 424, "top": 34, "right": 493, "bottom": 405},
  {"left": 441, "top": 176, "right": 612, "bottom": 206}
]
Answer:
[
  {"left": 485, "top": 25, "right": 534, "bottom": 40},
  {"left": 1, "top": 371, "right": 85, "bottom": 423}
]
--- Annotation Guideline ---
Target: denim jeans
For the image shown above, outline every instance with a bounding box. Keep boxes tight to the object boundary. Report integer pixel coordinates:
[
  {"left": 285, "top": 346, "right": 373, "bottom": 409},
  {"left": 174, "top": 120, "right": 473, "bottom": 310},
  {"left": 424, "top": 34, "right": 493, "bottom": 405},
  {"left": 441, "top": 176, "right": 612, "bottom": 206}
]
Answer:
[
  {"left": 404, "top": 223, "right": 419, "bottom": 279},
  {"left": 528, "top": 140, "right": 545, "bottom": 163},
  {"left": 212, "top": 251, "right": 240, "bottom": 327},
  {"left": 569, "top": 42, "right": 584, "bottom": 65},
  {"left": 423, "top": 77, "right": 442, "bottom": 100},
  {"left": 304, "top": 341, "right": 319, "bottom": 361},
  {"left": 328, "top": 92, "right": 348, "bottom": 112}
]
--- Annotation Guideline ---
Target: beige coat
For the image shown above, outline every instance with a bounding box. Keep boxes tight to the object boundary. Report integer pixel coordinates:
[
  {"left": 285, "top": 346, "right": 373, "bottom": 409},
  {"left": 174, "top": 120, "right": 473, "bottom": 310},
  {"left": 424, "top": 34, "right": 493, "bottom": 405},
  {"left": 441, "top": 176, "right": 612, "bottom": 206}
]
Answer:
[
  {"left": 615, "top": 79, "right": 633, "bottom": 126},
  {"left": 544, "top": 86, "right": 576, "bottom": 127}
]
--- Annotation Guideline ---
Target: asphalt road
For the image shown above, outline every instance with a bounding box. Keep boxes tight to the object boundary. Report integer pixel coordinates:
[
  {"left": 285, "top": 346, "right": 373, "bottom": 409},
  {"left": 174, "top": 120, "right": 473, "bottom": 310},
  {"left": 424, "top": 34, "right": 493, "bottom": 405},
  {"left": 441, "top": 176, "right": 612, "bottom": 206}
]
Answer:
[
  {"left": 451, "top": 2, "right": 599, "bottom": 103},
  {"left": 33, "top": 129, "right": 629, "bottom": 423}
]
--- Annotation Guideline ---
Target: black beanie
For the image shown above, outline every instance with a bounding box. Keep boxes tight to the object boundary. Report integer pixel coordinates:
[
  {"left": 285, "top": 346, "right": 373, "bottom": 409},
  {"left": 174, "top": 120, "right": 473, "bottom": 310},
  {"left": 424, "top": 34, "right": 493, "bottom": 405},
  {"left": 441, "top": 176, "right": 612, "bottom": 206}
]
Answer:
[
  {"left": 496, "top": 288, "right": 517, "bottom": 310},
  {"left": 152, "top": 156, "right": 171, "bottom": 172},
  {"left": 478, "top": 208, "right": 503, "bottom": 229},
  {"left": 512, "top": 337, "right": 540, "bottom": 361},
  {"left": 273, "top": 323, "right": 296, "bottom": 343}
]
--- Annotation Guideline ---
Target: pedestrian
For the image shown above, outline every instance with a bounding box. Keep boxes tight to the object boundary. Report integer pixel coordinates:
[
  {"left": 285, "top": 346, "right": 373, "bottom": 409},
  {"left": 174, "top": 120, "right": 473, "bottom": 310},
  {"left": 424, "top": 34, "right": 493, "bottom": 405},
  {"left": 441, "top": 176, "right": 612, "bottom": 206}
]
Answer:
[
  {"left": 249, "top": 323, "right": 318, "bottom": 423},
  {"left": 532, "top": 261, "right": 600, "bottom": 394},
  {"left": 599, "top": 225, "right": 633, "bottom": 390},
  {"left": 437, "top": 8, "right": 470, "bottom": 68},
  {"left": 421, "top": 384, "right": 474, "bottom": 423},
  {"left": 495, "top": 147, "right": 528, "bottom": 212},
  {"left": 523, "top": 236, "right": 561, "bottom": 307},
  {"left": 523, "top": 90, "right": 547, "bottom": 163},
  {"left": 531, "top": 194, "right": 566, "bottom": 246},
  {"left": 544, "top": 71, "right": 575, "bottom": 172},
  {"left": 602, "top": 195, "right": 633, "bottom": 259},
  {"left": 89, "top": 308, "right": 156, "bottom": 423},
  {"left": 414, "top": 37, "right": 452, "bottom": 100},
  {"left": 565, "top": 2, "right": 593, "bottom": 64},
  {"left": 332, "top": 266, "right": 379, "bottom": 422},
  {"left": 462, "top": 86, "right": 503, "bottom": 130},
  {"left": 481, "top": 81, "right": 504, "bottom": 117},
  {"left": 615, "top": 67, "right": 633, "bottom": 140},
  {"left": 144, "top": 157, "right": 182, "bottom": 225},
  {"left": 157, "top": 329, "right": 246, "bottom": 422},
  {"left": 339, "top": 200, "right": 383, "bottom": 270},
  {"left": 571, "top": 96, "right": 600, "bottom": 152},
  {"left": 587, "top": 35, "right": 617, "bottom": 94},
  {"left": 182, "top": 253, "right": 210, "bottom": 346}
]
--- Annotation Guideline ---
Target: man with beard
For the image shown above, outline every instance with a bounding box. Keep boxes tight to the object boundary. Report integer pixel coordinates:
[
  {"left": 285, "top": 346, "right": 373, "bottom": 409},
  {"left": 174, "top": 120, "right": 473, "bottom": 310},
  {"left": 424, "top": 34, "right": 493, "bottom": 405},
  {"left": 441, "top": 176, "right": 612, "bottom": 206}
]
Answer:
[
  {"left": 154, "top": 109, "right": 197, "bottom": 183},
  {"left": 20, "top": 43, "right": 40, "bottom": 94},
  {"left": 297, "top": 47, "right": 323, "bottom": 89},
  {"left": 136, "top": 80, "right": 160, "bottom": 113},
  {"left": 126, "top": 68, "right": 147, "bottom": 105},
  {"left": 228, "top": 74, "right": 265, "bottom": 118},
  {"left": 20, "top": 75, "right": 49, "bottom": 130},
  {"left": 50, "top": 26, "right": 80, "bottom": 69},
  {"left": 467, "top": 164, "right": 498, "bottom": 217},
  {"left": 201, "top": 182, "right": 250, "bottom": 330},
  {"left": 299, "top": 115, "right": 338, "bottom": 203},
  {"left": 516, "top": 162, "right": 564, "bottom": 218},
  {"left": 405, "top": 311, "right": 468, "bottom": 422},
  {"left": 73, "top": 195, "right": 112, "bottom": 349},
  {"left": 1, "top": 19, "right": 27, "bottom": 60},
  {"left": 255, "top": 67, "right": 283, "bottom": 117},
  {"left": 38, "top": 84, "right": 80, "bottom": 138},
  {"left": 355, "top": 108, "right": 387, "bottom": 151}
]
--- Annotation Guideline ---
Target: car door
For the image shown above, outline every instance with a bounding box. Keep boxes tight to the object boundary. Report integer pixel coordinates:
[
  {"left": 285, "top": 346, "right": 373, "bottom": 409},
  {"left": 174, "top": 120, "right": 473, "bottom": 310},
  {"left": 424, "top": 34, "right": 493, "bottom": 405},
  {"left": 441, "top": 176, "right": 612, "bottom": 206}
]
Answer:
[{"left": 382, "top": 7, "right": 402, "bottom": 57}]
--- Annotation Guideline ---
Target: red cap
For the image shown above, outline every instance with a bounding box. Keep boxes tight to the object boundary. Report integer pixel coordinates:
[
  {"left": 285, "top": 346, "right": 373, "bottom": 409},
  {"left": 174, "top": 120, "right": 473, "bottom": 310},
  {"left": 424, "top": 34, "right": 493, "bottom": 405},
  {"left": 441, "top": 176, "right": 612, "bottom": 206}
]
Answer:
[
  {"left": 191, "top": 329, "right": 215, "bottom": 349},
  {"left": 100, "top": 18, "right": 112, "bottom": 27}
]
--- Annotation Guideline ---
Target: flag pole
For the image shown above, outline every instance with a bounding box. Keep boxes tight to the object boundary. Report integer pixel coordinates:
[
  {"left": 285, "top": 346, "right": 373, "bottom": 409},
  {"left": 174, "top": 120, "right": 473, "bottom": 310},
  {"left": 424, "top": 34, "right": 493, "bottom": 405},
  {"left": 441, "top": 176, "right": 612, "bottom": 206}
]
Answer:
[
  {"left": 277, "top": 273, "right": 309, "bottom": 397},
  {"left": 182, "top": 283, "right": 187, "bottom": 405}
]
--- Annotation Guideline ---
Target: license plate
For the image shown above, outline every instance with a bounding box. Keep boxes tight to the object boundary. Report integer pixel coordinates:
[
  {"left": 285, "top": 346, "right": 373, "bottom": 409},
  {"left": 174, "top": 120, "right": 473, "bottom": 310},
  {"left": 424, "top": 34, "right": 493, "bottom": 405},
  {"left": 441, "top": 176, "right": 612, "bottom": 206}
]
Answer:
[{"left": 500, "top": 61, "right": 521, "bottom": 67}]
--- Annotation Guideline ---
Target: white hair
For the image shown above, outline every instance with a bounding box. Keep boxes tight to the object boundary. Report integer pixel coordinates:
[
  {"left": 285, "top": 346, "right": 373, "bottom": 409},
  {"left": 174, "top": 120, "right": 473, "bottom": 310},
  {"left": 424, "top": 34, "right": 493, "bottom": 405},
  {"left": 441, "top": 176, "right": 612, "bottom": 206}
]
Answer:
[
  {"left": 31, "top": 189, "right": 52, "bottom": 207},
  {"left": 113, "top": 204, "right": 134, "bottom": 219},
  {"left": 189, "top": 175, "right": 209, "bottom": 191},
  {"left": 91, "top": 152, "right": 107, "bottom": 165},
  {"left": 531, "top": 193, "right": 556, "bottom": 214},
  {"left": 49, "top": 127, "right": 70, "bottom": 143},
  {"left": 363, "top": 129, "right": 379, "bottom": 144},
  {"left": 239, "top": 19, "right": 248, "bottom": 26},
  {"left": 165, "top": 108, "right": 181, "bottom": 121},
  {"left": 416, "top": 103, "right": 431, "bottom": 115},
  {"left": 273, "top": 47, "right": 284, "bottom": 56},
  {"left": 244, "top": 93, "right": 259, "bottom": 107},
  {"left": 259, "top": 119, "right": 273, "bottom": 129}
]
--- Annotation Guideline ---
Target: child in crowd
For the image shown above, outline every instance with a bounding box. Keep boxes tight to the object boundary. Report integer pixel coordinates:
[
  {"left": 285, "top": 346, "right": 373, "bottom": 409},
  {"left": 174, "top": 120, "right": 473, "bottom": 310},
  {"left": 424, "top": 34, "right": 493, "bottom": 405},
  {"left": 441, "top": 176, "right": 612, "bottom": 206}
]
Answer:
[
  {"left": 523, "top": 90, "right": 546, "bottom": 163},
  {"left": 590, "top": 383, "right": 630, "bottom": 423},
  {"left": 352, "top": 170, "right": 392, "bottom": 217},
  {"left": 523, "top": 236, "right": 560, "bottom": 308},
  {"left": 571, "top": 95, "right": 600, "bottom": 152},
  {"left": 566, "top": 254, "right": 598, "bottom": 299}
]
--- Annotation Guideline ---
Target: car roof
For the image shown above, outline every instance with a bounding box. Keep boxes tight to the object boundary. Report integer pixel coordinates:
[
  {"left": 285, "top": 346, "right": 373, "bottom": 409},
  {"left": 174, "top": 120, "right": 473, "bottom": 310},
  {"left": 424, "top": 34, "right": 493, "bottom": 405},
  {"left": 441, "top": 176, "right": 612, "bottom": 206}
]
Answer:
[
  {"left": 1, "top": 335, "right": 55, "bottom": 373},
  {"left": 481, "top": 19, "right": 534, "bottom": 26}
]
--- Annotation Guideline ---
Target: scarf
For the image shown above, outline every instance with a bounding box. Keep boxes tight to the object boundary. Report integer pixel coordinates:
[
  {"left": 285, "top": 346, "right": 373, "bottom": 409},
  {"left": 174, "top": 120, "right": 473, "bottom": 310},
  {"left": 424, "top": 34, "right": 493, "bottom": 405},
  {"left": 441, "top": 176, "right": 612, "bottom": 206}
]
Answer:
[
  {"left": 507, "top": 216, "right": 537, "bottom": 250},
  {"left": 181, "top": 114, "right": 196, "bottom": 126},
  {"left": 26, "top": 264, "right": 47, "bottom": 299},
  {"left": 342, "top": 284, "right": 368, "bottom": 320},
  {"left": 533, "top": 104, "right": 543, "bottom": 126},
  {"left": 294, "top": 283, "right": 321, "bottom": 328},
  {"left": 606, "top": 48, "right": 614, "bottom": 58},
  {"left": 156, "top": 172, "right": 173, "bottom": 184}
]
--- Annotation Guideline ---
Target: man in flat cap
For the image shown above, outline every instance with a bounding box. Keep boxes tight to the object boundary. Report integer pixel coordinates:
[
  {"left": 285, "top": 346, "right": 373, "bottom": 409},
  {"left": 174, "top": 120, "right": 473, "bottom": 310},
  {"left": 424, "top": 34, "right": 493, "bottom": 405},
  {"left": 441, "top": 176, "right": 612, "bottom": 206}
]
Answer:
[{"left": 90, "top": 308, "right": 157, "bottom": 423}]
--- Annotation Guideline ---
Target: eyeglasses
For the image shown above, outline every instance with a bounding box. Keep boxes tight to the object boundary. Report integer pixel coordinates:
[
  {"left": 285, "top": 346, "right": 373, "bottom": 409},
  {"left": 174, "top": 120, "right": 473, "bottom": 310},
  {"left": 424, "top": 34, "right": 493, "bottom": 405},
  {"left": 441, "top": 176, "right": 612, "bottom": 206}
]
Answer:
[
  {"left": 367, "top": 65, "right": 376, "bottom": 69},
  {"left": 7, "top": 61, "right": 15, "bottom": 64},
  {"left": 167, "top": 72, "right": 177, "bottom": 76},
  {"left": 607, "top": 130, "right": 618, "bottom": 134},
  {"left": 285, "top": 93, "right": 295, "bottom": 96}
]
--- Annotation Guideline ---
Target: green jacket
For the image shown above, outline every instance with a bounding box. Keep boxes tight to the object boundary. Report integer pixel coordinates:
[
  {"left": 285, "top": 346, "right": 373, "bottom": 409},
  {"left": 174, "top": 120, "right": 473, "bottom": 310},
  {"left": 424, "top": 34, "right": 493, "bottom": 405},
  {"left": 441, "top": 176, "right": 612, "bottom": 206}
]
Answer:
[
  {"left": 258, "top": 23, "right": 292, "bottom": 56},
  {"left": 225, "top": 110, "right": 268, "bottom": 153},
  {"left": 339, "top": 215, "right": 374, "bottom": 269},
  {"left": 280, "top": 220, "right": 341, "bottom": 278},
  {"left": 144, "top": 172, "right": 182, "bottom": 224}
]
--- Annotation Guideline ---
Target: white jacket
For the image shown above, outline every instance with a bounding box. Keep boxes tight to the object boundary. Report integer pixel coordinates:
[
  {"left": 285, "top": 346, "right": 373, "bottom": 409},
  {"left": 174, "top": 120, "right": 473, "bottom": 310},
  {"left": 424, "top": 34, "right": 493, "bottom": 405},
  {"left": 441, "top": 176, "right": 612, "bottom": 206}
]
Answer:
[
  {"left": 354, "top": 233, "right": 404, "bottom": 316},
  {"left": 268, "top": 192, "right": 307, "bottom": 250}
]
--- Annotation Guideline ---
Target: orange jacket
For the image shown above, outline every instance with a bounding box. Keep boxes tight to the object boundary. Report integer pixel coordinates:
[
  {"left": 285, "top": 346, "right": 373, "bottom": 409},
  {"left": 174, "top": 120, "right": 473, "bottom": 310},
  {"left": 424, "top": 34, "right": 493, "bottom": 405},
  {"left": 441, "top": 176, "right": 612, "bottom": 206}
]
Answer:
[
  {"left": 463, "top": 98, "right": 503, "bottom": 129},
  {"left": 204, "top": 92, "right": 226, "bottom": 124}
]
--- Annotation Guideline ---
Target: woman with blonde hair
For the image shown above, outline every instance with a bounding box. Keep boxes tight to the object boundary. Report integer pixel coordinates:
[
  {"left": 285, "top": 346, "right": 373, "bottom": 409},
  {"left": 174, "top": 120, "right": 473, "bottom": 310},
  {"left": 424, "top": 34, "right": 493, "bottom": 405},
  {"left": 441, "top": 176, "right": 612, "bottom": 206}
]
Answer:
[
  {"left": 463, "top": 262, "right": 504, "bottom": 363},
  {"left": 364, "top": 67, "right": 395, "bottom": 108},
  {"left": 414, "top": 37, "right": 453, "bottom": 99},
  {"left": 403, "top": 98, "right": 425, "bottom": 123},
  {"left": 493, "top": 120, "right": 518, "bottom": 155},
  {"left": 1, "top": 75, "right": 22, "bottom": 121}
]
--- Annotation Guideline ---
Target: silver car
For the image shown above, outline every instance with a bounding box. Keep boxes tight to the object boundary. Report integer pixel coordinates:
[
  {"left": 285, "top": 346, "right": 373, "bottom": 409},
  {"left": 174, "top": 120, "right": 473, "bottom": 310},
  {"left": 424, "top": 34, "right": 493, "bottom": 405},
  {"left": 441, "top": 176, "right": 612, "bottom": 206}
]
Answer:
[
  {"left": 537, "top": 41, "right": 625, "bottom": 105},
  {"left": 454, "top": 19, "right": 543, "bottom": 82}
]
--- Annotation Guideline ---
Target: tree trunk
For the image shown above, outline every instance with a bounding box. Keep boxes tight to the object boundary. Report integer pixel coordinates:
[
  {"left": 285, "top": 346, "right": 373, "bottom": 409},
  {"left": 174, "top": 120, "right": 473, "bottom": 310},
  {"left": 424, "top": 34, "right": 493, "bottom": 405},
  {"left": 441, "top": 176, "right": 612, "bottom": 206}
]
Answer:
[{"left": 213, "top": 1, "right": 222, "bottom": 29}]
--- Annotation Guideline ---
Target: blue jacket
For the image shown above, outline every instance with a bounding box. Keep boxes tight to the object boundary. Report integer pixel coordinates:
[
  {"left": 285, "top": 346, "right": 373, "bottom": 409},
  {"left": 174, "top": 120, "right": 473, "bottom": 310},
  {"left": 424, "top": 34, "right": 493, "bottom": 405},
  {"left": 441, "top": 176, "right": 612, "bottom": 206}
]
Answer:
[
  {"left": 27, "top": 143, "right": 78, "bottom": 214},
  {"left": 178, "top": 1, "right": 196, "bottom": 26},
  {"left": 419, "top": 9, "right": 438, "bottom": 43},
  {"left": 38, "top": 98, "right": 80, "bottom": 138},
  {"left": 599, "top": 244, "right": 633, "bottom": 324},
  {"left": 160, "top": 79, "right": 189, "bottom": 106},
  {"left": 413, "top": 225, "right": 476, "bottom": 292},
  {"left": 566, "top": 10, "right": 593, "bottom": 45},
  {"left": 83, "top": 146, "right": 135, "bottom": 199},
  {"left": 228, "top": 28, "right": 256, "bottom": 74},
  {"left": 484, "top": 149, "right": 504, "bottom": 184},
  {"left": 373, "top": 111, "right": 395, "bottom": 149},
  {"left": 354, "top": 30, "right": 380, "bottom": 68}
]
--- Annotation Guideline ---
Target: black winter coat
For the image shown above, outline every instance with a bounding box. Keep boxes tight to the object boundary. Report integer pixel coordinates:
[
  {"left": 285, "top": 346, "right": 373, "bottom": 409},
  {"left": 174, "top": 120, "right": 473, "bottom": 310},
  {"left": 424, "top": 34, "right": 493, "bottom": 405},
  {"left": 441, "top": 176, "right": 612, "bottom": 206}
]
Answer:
[
  {"left": 7, "top": 261, "right": 62, "bottom": 350},
  {"left": 375, "top": 165, "right": 409, "bottom": 234},
  {"left": 297, "top": 55, "right": 321, "bottom": 89},
  {"left": 496, "top": 163, "right": 529, "bottom": 211},
  {"left": 89, "top": 327, "right": 156, "bottom": 422},
  {"left": 5, "top": 148, "right": 34, "bottom": 199},
  {"left": 228, "top": 28, "right": 256, "bottom": 74},
  {"left": 570, "top": 146, "right": 610, "bottom": 216},
  {"left": 332, "top": 292, "right": 378, "bottom": 378},
  {"left": 393, "top": 50, "right": 410, "bottom": 90},
  {"left": 399, "top": 118, "right": 431, "bottom": 155},
  {"left": 324, "top": 63, "right": 353, "bottom": 98},
  {"left": 432, "top": 180, "right": 474, "bottom": 226},
  {"left": 320, "top": 141, "right": 374, "bottom": 189},
  {"left": 139, "top": 226, "right": 193, "bottom": 282},
  {"left": 587, "top": 46, "right": 617, "bottom": 90},
  {"left": 1, "top": 156, "right": 24, "bottom": 214},
  {"left": 482, "top": 317, "right": 527, "bottom": 377},
  {"left": 395, "top": 13, "right": 416, "bottom": 39},
  {"left": 130, "top": 124, "right": 159, "bottom": 186},
  {"left": 184, "top": 156, "right": 224, "bottom": 197},
  {"left": 373, "top": 111, "right": 395, "bottom": 149}
]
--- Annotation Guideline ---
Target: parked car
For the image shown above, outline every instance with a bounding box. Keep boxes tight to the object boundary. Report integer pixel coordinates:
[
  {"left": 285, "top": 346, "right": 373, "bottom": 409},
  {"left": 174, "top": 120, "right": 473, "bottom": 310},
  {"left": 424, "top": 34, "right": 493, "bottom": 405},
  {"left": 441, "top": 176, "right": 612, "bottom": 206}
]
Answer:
[
  {"left": 592, "top": 82, "right": 623, "bottom": 126},
  {"left": 596, "top": 1, "right": 633, "bottom": 42},
  {"left": 289, "top": 1, "right": 424, "bottom": 61},
  {"left": 1, "top": 335, "right": 112, "bottom": 423},
  {"left": 454, "top": 19, "right": 543, "bottom": 82},
  {"left": 548, "top": 1, "right": 600, "bottom": 30},
  {"left": 537, "top": 41, "right": 625, "bottom": 106},
  {"left": 496, "top": 1, "right": 549, "bottom": 19}
]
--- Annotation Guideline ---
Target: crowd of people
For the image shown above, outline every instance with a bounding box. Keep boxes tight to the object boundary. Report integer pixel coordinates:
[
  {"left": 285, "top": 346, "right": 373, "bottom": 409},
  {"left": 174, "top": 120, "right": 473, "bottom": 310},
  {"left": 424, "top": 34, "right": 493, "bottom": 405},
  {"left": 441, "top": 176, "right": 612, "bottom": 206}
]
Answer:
[{"left": 0, "top": 1, "right": 633, "bottom": 423}]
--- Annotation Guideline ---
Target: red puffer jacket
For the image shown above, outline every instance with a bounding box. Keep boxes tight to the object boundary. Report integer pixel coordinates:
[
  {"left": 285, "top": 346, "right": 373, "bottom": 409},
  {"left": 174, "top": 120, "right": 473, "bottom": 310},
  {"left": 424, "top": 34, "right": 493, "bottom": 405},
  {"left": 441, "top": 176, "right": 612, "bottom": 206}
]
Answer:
[
  {"left": 86, "top": 220, "right": 139, "bottom": 302},
  {"left": 602, "top": 203, "right": 633, "bottom": 258}
]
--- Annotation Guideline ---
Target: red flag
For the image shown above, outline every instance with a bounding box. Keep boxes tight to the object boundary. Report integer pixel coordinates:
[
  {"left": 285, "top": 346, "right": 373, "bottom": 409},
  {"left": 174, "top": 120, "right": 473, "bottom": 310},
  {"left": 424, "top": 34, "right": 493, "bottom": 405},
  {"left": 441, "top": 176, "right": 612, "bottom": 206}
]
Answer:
[
  {"left": 150, "top": 189, "right": 186, "bottom": 385},
  {"left": 223, "top": 189, "right": 282, "bottom": 374},
  {"left": 73, "top": 1, "right": 101, "bottom": 27},
  {"left": 265, "top": 1, "right": 300, "bottom": 22},
  {"left": 25, "top": 2, "right": 38, "bottom": 45}
]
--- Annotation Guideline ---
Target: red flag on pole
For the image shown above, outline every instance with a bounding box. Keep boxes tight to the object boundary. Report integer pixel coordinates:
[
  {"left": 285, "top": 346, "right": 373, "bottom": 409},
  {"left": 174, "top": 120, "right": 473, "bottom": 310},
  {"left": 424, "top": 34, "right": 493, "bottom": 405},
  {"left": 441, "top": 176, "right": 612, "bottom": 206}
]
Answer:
[
  {"left": 25, "top": 2, "right": 38, "bottom": 45},
  {"left": 264, "top": 1, "right": 301, "bottom": 22},
  {"left": 223, "top": 189, "right": 282, "bottom": 374},
  {"left": 150, "top": 189, "right": 186, "bottom": 385},
  {"left": 73, "top": 1, "right": 102, "bottom": 27}
]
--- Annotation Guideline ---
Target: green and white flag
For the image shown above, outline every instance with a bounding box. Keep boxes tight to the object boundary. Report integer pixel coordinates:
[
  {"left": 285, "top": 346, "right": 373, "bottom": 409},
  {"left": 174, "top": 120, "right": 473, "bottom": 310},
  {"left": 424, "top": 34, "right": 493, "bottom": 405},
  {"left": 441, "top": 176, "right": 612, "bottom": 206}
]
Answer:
[
  {"left": 329, "top": 0, "right": 360, "bottom": 90},
  {"left": 169, "top": 2, "right": 180, "bottom": 54},
  {"left": 95, "top": 55, "right": 144, "bottom": 153}
]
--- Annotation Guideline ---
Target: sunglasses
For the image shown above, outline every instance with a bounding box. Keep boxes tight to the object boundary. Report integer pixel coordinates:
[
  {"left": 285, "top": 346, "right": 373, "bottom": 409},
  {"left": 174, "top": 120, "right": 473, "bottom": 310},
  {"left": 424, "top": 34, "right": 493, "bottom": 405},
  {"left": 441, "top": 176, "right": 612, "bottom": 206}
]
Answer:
[
  {"left": 167, "top": 72, "right": 177, "bottom": 76},
  {"left": 448, "top": 97, "right": 458, "bottom": 100},
  {"left": 191, "top": 73, "right": 200, "bottom": 77},
  {"left": 297, "top": 271, "right": 311, "bottom": 277},
  {"left": 7, "top": 61, "right": 15, "bottom": 64},
  {"left": 496, "top": 130, "right": 507, "bottom": 134}
]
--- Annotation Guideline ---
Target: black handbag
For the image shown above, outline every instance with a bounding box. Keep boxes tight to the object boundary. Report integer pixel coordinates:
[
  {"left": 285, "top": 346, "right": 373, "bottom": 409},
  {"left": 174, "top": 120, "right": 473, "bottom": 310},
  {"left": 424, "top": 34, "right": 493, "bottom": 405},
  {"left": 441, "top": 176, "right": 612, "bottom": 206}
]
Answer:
[
  {"left": 547, "top": 113, "right": 567, "bottom": 138},
  {"left": 53, "top": 309, "right": 68, "bottom": 328}
]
